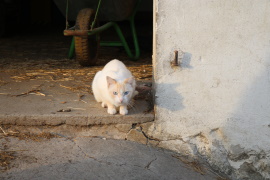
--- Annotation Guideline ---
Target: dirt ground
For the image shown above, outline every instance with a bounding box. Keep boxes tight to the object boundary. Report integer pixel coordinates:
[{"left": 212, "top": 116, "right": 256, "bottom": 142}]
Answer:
[{"left": 0, "top": 25, "right": 153, "bottom": 98}]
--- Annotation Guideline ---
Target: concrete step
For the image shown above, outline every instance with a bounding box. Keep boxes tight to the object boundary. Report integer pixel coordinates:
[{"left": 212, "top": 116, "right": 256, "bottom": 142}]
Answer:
[{"left": 0, "top": 73, "right": 154, "bottom": 126}]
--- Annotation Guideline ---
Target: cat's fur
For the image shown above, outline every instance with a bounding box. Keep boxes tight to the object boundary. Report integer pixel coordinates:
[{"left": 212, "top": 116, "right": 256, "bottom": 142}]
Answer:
[{"left": 92, "top": 59, "right": 138, "bottom": 115}]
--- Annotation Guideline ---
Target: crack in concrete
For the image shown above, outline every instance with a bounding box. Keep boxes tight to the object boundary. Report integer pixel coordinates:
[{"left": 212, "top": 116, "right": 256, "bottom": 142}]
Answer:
[
  {"left": 113, "top": 124, "right": 132, "bottom": 134},
  {"left": 124, "top": 124, "right": 137, "bottom": 140},
  {"left": 139, "top": 125, "right": 160, "bottom": 145},
  {"left": 145, "top": 157, "right": 157, "bottom": 169},
  {"left": 67, "top": 137, "right": 111, "bottom": 166},
  {"left": 139, "top": 124, "right": 186, "bottom": 145},
  {"left": 68, "top": 137, "right": 153, "bottom": 170}
]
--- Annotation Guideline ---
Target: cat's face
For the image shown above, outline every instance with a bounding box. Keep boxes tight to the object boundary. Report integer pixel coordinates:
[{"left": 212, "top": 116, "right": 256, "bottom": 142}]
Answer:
[{"left": 107, "top": 76, "right": 135, "bottom": 106}]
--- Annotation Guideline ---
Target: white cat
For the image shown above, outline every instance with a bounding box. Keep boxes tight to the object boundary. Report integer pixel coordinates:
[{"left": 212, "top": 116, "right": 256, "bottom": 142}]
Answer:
[{"left": 92, "top": 59, "right": 138, "bottom": 115}]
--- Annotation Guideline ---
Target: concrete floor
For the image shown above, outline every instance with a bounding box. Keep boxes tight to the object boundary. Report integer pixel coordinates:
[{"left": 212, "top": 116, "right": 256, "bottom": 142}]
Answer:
[{"left": 0, "top": 136, "right": 220, "bottom": 180}]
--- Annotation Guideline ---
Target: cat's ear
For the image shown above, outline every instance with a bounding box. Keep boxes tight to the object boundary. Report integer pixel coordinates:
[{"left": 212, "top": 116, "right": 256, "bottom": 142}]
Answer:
[
  {"left": 125, "top": 77, "right": 135, "bottom": 86},
  {"left": 107, "top": 76, "right": 116, "bottom": 87}
]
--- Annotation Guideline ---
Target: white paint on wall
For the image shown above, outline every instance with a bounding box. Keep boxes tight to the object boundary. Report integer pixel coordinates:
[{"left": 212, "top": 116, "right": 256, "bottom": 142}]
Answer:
[{"left": 151, "top": 0, "right": 270, "bottom": 179}]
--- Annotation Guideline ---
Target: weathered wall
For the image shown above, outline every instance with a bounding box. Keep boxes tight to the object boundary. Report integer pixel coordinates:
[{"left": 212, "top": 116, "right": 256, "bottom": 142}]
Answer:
[{"left": 150, "top": 0, "right": 270, "bottom": 179}]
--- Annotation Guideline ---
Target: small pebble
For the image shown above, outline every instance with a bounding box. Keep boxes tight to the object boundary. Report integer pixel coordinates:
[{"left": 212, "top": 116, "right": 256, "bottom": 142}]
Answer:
[{"left": 57, "top": 109, "right": 71, "bottom": 112}]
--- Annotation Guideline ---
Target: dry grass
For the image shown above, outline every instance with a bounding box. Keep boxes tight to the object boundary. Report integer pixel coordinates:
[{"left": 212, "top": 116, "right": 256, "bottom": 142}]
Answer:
[
  {"left": 0, "top": 80, "right": 7, "bottom": 86},
  {"left": 0, "top": 63, "right": 152, "bottom": 96},
  {"left": 0, "top": 126, "right": 59, "bottom": 142},
  {"left": 2, "top": 131, "right": 59, "bottom": 142},
  {"left": 0, "top": 126, "right": 60, "bottom": 172},
  {"left": 13, "top": 132, "right": 59, "bottom": 141},
  {"left": 6, "top": 64, "right": 152, "bottom": 81},
  {"left": 0, "top": 151, "right": 15, "bottom": 171}
]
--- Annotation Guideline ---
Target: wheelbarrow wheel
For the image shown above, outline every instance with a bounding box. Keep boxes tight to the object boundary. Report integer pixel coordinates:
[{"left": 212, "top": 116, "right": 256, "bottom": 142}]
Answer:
[{"left": 75, "top": 8, "right": 99, "bottom": 66}]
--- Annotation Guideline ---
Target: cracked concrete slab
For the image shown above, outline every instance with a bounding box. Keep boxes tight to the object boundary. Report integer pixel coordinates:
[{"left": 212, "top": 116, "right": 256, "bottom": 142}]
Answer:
[{"left": 0, "top": 136, "right": 220, "bottom": 180}]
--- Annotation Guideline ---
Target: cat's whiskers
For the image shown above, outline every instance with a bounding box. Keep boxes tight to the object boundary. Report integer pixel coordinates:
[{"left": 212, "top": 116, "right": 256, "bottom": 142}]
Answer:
[{"left": 127, "top": 99, "right": 138, "bottom": 112}]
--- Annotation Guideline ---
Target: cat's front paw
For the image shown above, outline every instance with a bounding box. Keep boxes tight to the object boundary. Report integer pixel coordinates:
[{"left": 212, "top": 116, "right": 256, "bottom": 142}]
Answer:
[
  {"left": 120, "top": 106, "right": 128, "bottom": 115},
  {"left": 107, "top": 108, "right": 117, "bottom": 115},
  {"left": 101, "top": 102, "right": 107, "bottom": 108}
]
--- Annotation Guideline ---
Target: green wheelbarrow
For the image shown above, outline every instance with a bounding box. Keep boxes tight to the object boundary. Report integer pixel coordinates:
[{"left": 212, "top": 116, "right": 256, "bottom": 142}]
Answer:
[{"left": 54, "top": 0, "right": 141, "bottom": 66}]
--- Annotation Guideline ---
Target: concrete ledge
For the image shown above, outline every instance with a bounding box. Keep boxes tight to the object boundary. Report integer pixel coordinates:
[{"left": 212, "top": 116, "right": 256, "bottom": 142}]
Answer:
[
  {"left": 0, "top": 113, "right": 154, "bottom": 126},
  {"left": 0, "top": 78, "right": 154, "bottom": 126}
]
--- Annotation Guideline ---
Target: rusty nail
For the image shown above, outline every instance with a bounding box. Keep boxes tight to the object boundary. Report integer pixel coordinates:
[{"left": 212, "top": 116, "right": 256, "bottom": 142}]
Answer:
[{"left": 171, "top": 50, "right": 178, "bottom": 66}]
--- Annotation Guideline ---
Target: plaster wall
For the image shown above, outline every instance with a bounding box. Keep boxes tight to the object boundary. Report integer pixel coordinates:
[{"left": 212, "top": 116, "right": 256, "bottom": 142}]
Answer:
[{"left": 150, "top": 0, "right": 270, "bottom": 179}]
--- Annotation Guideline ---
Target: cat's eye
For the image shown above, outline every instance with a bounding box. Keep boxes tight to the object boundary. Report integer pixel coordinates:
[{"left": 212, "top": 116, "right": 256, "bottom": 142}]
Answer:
[
  {"left": 124, "top": 91, "right": 129, "bottom": 95},
  {"left": 113, "top": 91, "right": 118, "bottom": 95}
]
